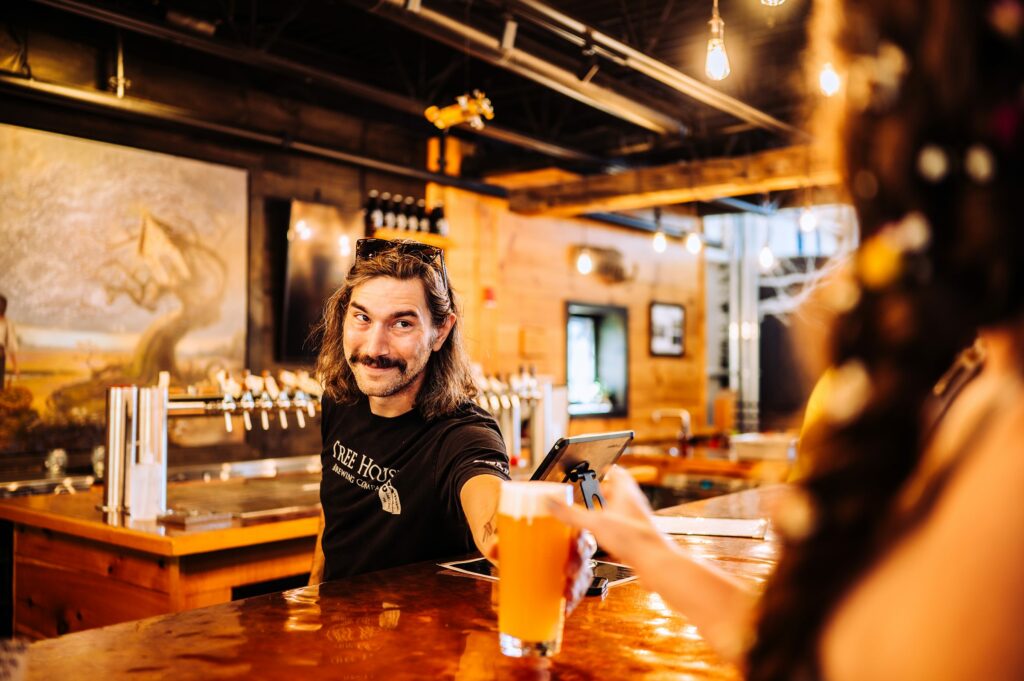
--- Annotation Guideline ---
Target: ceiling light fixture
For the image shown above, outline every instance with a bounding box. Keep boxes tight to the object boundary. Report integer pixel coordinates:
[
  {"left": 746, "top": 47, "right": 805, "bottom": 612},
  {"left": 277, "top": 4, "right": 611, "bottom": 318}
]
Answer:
[
  {"left": 760, "top": 0, "right": 786, "bottom": 6},
  {"left": 576, "top": 249, "right": 594, "bottom": 275},
  {"left": 705, "top": 0, "right": 731, "bottom": 81},
  {"left": 799, "top": 207, "right": 818, "bottom": 233},
  {"left": 758, "top": 244, "right": 775, "bottom": 271},
  {"left": 819, "top": 62, "right": 841, "bottom": 96},
  {"left": 652, "top": 207, "right": 667, "bottom": 253},
  {"left": 653, "top": 230, "right": 667, "bottom": 253},
  {"left": 685, "top": 232, "right": 704, "bottom": 254}
]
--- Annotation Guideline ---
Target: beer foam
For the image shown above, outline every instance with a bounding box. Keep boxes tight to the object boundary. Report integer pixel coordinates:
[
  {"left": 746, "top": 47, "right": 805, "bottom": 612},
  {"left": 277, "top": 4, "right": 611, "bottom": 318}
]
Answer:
[{"left": 499, "top": 481, "right": 573, "bottom": 519}]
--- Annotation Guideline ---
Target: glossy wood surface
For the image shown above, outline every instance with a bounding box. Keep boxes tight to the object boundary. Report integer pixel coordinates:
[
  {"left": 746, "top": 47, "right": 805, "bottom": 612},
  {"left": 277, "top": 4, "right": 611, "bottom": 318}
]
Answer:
[
  {"left": 25, "top": 487, "right": 785, "bottom": 680},
  {"left": 0, "top": 476, "right": 320, "bottom": 557}
]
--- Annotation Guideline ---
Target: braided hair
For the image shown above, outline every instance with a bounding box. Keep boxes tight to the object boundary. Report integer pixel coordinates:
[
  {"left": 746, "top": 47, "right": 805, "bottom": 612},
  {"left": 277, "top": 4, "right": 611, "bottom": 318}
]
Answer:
[{"left": 746, "top": 1, "right": 1024, "bottom": 678}]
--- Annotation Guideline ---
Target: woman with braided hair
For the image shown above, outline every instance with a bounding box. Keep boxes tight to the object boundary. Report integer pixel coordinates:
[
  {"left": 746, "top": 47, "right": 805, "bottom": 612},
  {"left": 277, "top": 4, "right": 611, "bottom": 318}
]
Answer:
[{"left": 550, "top": 0, "right": 1024, "bottom": 678}]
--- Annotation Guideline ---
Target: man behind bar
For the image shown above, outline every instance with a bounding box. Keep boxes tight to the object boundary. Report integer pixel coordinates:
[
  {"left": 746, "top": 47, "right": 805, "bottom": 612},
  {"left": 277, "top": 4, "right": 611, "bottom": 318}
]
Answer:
[{"left": 308, "top": 238, "right": 509, "bottom": 583}]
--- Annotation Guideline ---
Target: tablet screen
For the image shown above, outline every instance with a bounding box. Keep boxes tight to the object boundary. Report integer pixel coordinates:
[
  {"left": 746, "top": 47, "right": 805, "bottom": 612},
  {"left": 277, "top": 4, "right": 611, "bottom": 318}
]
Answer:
[{"left": 530, "top": 430, "right": 634, "bottom": 504}]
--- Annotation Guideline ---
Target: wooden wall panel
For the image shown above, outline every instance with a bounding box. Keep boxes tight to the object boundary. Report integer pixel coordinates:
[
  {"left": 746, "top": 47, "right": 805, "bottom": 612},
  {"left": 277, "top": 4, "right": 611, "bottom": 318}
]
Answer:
[{"left": 435, "top": 185, "right": 706, "bottom": 443}]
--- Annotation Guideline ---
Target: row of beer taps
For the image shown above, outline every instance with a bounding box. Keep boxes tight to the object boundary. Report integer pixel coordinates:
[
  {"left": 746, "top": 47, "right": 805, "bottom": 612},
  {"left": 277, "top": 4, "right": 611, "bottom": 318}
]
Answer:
[{"left": 171, "top": 369, "right": 323, "bottom": 432}]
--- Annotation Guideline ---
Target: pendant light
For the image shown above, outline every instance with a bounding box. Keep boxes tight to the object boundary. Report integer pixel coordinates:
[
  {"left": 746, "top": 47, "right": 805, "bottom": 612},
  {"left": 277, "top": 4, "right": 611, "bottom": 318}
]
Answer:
[
  {"left": 705, "top": 0, "right": 731, "bottom": 81},
  {"left": 685, "top": 232, "right": 704, "bottom": 254},
  {"left": 652, "top": 207, "right": 667, "bottom": 253}
]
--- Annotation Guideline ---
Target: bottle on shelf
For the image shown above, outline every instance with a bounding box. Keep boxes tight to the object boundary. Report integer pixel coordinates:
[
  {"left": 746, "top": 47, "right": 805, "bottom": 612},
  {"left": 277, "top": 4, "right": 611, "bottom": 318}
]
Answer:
[
  {"left": 404, "top": 196, "right": 418, "bottom": 232},
  {"left": 364, "top": 189, "right": 383, "bottom": 235},
  {"left": 415, "top": 199, "right": 427, "bottom": 233},
  {"left": 428, "top": 202, "right": 449, "bottom": 236},
  {"left": 393, "top": 194, "right": 406, "bottom": 230},
  {"left": 381, "top": 192, "right": 395, "bottom": 229}
]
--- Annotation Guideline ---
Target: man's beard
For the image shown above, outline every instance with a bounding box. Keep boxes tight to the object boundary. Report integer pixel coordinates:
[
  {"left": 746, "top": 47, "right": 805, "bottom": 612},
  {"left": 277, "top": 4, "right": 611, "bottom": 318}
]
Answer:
[{"left": 347, "top": 351, "right": 427, "bottom": 398}]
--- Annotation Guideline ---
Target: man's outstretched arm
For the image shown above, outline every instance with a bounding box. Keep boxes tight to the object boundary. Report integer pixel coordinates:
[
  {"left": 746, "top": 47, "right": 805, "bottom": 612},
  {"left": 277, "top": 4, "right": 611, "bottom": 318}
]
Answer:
[{"left": 459, "top": 474, "right": 503, "bottom": 562}]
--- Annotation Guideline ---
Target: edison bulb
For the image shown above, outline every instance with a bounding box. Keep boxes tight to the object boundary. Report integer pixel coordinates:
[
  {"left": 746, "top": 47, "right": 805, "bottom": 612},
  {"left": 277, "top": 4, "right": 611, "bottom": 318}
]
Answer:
[
  {"left": 758, "top": 245, "right": 776, "bottom": 271},
  {"left": 652, "top": 230, "right": 667, "bottom": 253},
  {"left": 705, "top": 38, "right": 731, "bottom": 81}
]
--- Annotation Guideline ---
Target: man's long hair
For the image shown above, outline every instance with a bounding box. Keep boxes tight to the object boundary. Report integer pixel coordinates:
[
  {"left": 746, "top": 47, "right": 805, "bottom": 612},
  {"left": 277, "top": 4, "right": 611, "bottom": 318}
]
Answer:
[{"left": 314, "top": 248, "right": 478, "bottom": 421}]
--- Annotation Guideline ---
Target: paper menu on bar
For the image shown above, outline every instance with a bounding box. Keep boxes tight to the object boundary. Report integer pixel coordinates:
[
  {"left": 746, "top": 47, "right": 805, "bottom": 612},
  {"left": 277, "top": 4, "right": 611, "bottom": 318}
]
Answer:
[{"left": 652, "top": 515, "right": 769, "bottom": 539}]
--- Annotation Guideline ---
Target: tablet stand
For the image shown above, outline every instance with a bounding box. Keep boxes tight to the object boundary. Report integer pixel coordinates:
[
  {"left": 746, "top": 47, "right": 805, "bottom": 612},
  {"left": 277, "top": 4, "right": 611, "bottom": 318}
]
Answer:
[{"left": 564, "top": 461, "right": 606, "bottom": 510}]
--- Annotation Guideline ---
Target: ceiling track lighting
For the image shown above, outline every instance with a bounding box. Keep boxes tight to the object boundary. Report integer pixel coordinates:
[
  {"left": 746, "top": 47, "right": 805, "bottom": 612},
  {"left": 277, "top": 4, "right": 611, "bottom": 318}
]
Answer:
[{"left": 705, "top": 0, "right": 731, "bottom": 81}]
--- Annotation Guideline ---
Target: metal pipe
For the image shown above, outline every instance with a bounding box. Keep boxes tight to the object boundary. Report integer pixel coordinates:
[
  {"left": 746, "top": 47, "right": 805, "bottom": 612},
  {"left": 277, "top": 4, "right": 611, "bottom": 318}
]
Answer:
[
  {"left": 0, "top": 73, "right": 509, "bottom": 197},
  {"left": 360, "top": 0, "right": 685, "bottom": 136},
  {"left": 506, "top": 0, "right": 806, "bottom": 139},
  {"left": 29, "top": 0, "right": 602, "bottom": 165}
]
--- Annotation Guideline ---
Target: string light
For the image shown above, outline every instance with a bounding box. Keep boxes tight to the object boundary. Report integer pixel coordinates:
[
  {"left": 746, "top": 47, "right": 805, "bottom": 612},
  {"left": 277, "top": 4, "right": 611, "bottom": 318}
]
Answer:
[
  {"left": 819, "top": 62, "right": 841, "bottom": 96},
  {"left": 758, "top": 244, "right": 775, "bottom": 271},
  {"left": 705, "top": 0, "right": 731, "bottom": 81},
  {"left": 576, "top": 249, "right": 594, "bottom": 275},
  {"left": 685, "top": 232, "right": 704, "bottom": 254}
]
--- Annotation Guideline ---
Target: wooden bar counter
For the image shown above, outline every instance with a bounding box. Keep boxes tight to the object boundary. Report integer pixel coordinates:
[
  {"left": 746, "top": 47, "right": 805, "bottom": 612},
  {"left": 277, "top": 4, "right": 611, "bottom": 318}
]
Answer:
[
  {"left": 22, "top": 487, "right": 784, "bottom": 680},
  {"left": 0, "top": 475, "right": 321, "bottom": 638}
]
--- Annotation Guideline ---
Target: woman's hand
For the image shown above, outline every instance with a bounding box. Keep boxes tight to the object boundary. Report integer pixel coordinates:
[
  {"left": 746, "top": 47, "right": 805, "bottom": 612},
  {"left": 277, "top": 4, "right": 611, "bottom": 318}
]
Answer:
[
  {"left": 484, "top": 528, "right": 596, "bottom": 615},
  {"left": 564, "top": 529, "right": 597, "bottom": 614},
  {"left": 546, "top": 465, "right": 671, "bottom": 568}
]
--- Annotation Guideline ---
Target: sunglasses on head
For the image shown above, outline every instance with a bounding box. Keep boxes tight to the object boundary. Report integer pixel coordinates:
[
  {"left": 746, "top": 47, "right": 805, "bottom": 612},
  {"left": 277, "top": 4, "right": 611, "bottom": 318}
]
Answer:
[{"left": 354, "top": 238, "right": 449, "bottom": 293}]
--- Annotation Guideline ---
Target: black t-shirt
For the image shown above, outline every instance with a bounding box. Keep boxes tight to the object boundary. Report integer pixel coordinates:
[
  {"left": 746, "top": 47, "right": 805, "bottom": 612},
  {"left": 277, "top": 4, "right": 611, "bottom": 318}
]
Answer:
[{"left": 319, "top": 395, "right": 510, "bottom": 581}]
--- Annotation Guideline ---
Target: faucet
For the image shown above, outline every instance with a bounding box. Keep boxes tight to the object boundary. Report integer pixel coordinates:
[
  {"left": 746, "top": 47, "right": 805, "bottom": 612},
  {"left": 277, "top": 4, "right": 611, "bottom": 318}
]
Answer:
[{"left": 651, "top": 408, "right": 692, "bottom": 444}]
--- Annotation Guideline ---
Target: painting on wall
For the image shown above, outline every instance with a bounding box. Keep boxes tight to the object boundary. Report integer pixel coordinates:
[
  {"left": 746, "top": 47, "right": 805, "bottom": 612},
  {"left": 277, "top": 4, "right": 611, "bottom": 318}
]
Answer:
[
  {"left": 650, "top": 302, "right": 685, "bottom": 357},
  {"left": 0, "top": 123, "right": 248, "bottom": 455}
]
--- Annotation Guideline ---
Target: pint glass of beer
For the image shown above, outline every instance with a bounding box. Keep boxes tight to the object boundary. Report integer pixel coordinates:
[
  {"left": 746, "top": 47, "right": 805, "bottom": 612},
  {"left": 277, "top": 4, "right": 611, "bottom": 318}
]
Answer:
[{"left": 497, "top": 480, "right": 574, "bottom": 657}]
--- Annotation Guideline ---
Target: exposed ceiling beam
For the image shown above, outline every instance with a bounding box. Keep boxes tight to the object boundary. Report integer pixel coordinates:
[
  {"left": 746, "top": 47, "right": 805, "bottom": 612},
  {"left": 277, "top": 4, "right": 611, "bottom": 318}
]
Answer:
[
  {"left": 0, "top": 73, "right": 510, "bottom": 196},
  {"left": 30, "top": 0, "right": 603, "bottom": 165},
  {"left": 357, "top": 0, "right": 687, "bottom": 136},
  {"left": 508, "top": 145, "right": 840, "bottom": 216},
  {"left": 505, "top": 0, "right": 807, "bottom": 140}
]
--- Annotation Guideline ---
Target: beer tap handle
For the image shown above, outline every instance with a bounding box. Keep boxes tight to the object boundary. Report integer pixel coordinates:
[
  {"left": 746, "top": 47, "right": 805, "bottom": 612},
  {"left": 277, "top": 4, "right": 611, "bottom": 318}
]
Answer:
[
  {"left": 295, "top": 409, "right": 306, "bottom": 429},
  {"left": 260, "top": 409, "right": 270, "bottom": 430},
  {"left": 240, "top": 390, "right": 255, "bottom": 431}
]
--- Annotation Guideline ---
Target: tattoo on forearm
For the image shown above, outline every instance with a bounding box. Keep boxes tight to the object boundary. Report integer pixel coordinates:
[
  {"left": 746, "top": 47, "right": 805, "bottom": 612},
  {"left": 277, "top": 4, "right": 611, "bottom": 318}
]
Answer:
[{"left": 481, "top": 514, "right": 496, "bottom": 544}]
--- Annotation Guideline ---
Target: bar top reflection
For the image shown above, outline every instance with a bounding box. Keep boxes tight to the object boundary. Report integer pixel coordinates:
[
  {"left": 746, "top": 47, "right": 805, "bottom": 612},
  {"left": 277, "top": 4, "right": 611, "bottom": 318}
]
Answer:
[{"left": 25, "top": 487, "right": 784, "bottom": 680}]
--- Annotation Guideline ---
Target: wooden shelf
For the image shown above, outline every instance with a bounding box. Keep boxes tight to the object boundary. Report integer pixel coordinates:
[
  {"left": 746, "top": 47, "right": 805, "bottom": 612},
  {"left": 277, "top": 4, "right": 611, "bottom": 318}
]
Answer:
[{"left": 373, "top": 228, "right": 450, "bottom": 250}]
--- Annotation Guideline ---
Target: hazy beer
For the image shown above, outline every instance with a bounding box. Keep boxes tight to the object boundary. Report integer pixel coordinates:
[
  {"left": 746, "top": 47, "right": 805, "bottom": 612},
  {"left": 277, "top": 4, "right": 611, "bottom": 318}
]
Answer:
[{"left": 497, "top": 481, "right": 574, "bottom": 657}]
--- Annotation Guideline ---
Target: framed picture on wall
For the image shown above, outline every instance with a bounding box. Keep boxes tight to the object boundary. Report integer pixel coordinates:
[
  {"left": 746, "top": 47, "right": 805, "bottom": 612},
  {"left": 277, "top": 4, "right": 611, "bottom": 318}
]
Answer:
[{"left": 649, "top": 302, "right": 685, "bottom": 357}]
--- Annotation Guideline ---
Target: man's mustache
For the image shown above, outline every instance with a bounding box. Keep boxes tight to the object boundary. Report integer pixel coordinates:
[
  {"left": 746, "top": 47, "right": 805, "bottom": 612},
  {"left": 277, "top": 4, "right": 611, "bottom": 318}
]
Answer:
[{"left": 349, "top": 353, "right": 407, "bottom": 373}]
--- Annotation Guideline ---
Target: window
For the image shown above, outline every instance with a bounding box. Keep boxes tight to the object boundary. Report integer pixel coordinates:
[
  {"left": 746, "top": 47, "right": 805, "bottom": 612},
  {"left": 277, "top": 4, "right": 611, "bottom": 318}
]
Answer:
[{"left": 566, "top": 303, "right": 628, "bottom": 418}]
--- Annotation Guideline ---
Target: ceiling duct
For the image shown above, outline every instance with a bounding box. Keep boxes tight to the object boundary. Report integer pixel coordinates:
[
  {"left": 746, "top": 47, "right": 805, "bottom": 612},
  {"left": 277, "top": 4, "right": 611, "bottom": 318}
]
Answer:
[
  {"left": 506, "top": 0, "right": 806, "bottom": 139},
  {"left": 357, "top": 0, "right": 687, "bottom": 137},
  {"left": 29, "top": 0, "right": 604, "bottom": 165}
]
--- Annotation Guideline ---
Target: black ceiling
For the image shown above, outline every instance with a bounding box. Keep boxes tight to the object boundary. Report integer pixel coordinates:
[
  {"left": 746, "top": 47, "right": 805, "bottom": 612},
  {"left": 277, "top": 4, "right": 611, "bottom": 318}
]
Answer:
[{"left": 11, "top": 0, "right": 814, "bottom": 177}]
